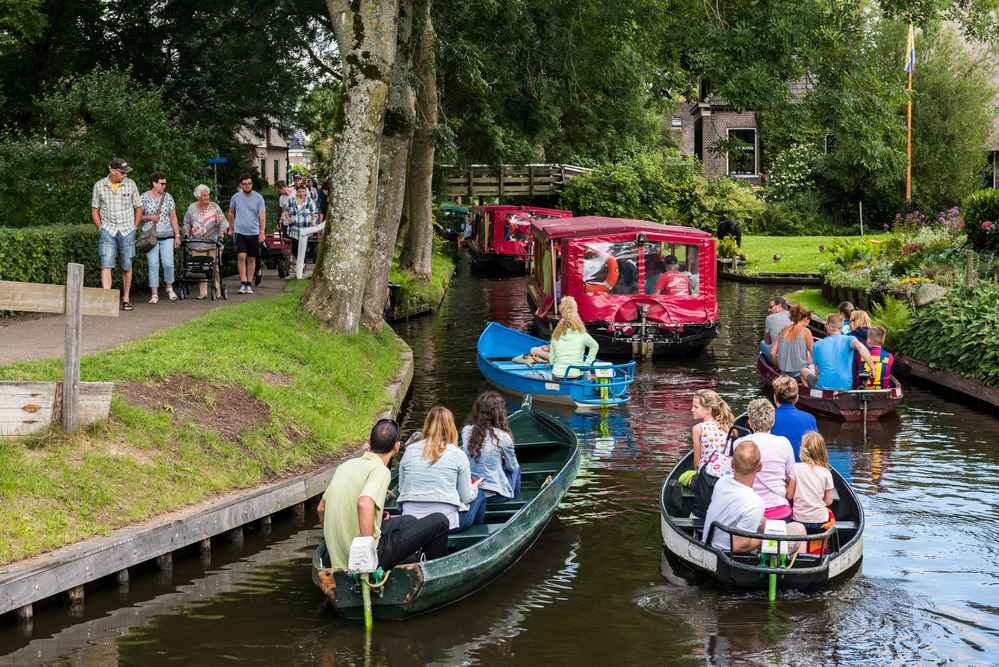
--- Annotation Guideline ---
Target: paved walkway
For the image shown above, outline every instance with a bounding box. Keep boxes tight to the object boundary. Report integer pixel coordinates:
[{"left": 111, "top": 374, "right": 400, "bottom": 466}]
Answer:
[{"left": 0, "top": 273, "right": 291, "bottom": 366}]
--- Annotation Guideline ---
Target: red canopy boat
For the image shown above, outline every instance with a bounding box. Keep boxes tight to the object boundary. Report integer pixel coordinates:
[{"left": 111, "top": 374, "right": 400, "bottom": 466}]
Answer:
[
  {"left": 527, "top": 216, "right": 719, "bottom": 356},
  {"left": 468, "top": 205, "right": 573, "bottom": 273}
]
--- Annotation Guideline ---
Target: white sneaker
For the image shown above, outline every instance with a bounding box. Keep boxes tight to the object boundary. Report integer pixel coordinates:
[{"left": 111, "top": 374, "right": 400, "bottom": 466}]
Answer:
[
  {"left": 238, "top": 284, "right": 247, "bottom": 294},
  {"left": 166, "top": 288, "right": 178, "bottom": 301},
  {"left": 245, "top": 285, "right": 254, "bottom": 294},
  {"left": 148, "top": 293, "right": 158, "bottom": 304}
]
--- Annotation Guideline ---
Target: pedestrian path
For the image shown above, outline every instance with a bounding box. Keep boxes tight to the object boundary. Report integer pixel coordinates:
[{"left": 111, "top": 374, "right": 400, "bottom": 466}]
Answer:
[{"left": 0, "top": 275, "right": 288, "bottom": 366}]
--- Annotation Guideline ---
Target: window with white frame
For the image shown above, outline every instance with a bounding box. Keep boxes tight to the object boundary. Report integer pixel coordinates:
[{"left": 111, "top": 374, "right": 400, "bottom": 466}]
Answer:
[{"left": 726, "top": 128, "right": 758, "bottom": 176}]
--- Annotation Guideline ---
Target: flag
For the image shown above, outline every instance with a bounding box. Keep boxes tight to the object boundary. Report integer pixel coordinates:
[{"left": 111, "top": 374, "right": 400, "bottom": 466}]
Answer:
[{"left": 904, "top": 24, "right": 916, "bottom": 73}]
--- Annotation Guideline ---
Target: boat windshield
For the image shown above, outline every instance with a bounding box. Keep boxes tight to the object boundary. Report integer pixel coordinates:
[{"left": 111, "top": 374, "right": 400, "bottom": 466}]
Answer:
[
  {"left": 581, "top": 241, "right": 640, "bottom": 295},
  {"left": 643, "top": 242, "right": 700, "bottom": 296},
  {"left": 504, "top": 211, "right": 533, "bottom": 242}
]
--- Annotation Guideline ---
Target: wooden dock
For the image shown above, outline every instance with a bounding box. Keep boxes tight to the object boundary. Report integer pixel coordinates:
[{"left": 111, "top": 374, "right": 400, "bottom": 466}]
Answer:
[{"left": 440, "top": 164, "right": 591, "bottom": 199}]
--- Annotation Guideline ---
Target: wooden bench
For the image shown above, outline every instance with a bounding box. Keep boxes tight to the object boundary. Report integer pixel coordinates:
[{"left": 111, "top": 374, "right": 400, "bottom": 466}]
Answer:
[{"left": 447, "top": 522, "right": 503, "bottom": 552}]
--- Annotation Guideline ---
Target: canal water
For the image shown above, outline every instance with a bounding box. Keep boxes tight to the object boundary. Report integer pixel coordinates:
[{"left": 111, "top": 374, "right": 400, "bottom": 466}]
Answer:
[{"left": 3, "top": 254, "right": 998, "bottom": 665}]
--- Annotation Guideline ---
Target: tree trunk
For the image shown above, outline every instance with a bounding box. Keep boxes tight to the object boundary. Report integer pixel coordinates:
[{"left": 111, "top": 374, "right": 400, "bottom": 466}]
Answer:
[
  {"left": 398, "top": 0, "right": 437, "bottom": 279},
  {"left": 360, "top": 0, "right": 418, "bottom": 331},
  {"left": 301, "top": 0, "right": 401, "bottom": 334}
]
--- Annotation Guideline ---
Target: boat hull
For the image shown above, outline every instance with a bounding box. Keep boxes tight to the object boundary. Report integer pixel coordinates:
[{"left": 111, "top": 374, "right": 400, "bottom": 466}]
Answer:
[
  {"left": 467, "top": 245, "right": 526, "bottom": 274},
  {"left": 532, "top": 313, "right": 718, "bottom": 358},
  {"left": 756, "top": 354, "right": 902, "bottom": 421}
]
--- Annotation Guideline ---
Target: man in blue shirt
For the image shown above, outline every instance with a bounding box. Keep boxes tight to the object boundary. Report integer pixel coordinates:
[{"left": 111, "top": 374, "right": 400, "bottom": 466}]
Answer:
[
  {"left": 227, "top": 174, "right": 266, "bottom": 294},
  {"left": 802, "top": 313, "right": 874, "bottom": 391},
  {"left": 770, "top": 375, "right": 817, "bottom": 461}
]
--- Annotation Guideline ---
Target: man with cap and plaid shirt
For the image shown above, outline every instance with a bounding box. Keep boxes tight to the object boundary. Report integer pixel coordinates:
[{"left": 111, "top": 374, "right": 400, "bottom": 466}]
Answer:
[{"left": 91, "top": 158, "right": 143, "bottom": 310}]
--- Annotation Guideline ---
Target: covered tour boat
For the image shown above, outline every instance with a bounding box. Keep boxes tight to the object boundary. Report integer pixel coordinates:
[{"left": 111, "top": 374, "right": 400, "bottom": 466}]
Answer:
[
  {"left": 467, "top": 205, "right": 573, "bottom": 273},
  {"left": 312, "top": 399, "right": 579, "bottom": 621},
  {"left": 527, "top": 216, "right": 719, "bottom": 356},
  {"left": 437, "top": 202, "right": 470, "bottom": 241},
  {"left": 660, "top": 416, "right": 864, "bottom": 595},
  {"left": 757, "top": 354, "right": 904, "bottom": 421},
  {"left": 477, "top": 321, "right": 636, "bottom": 407}
]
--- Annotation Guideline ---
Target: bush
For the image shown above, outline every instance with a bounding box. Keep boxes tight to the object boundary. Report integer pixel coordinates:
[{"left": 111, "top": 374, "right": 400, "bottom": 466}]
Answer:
[
  {"left": 871, "top": 296, "right": 911, "bottom": 348},
  {"left": 896, "top": 285, "right": 999, "bottom": 387},
  {"left": 963, "top": 189, "right": 999, "bottom": 252},
  {"left": 764, "top": 144, "right": 821, "bottom": 202},
  {"left": 0, "top": 69, "right": 209, "bottom": 228},
  {"left": 559, "top": 149, "right": 763, "bottom": 231},
  {"left": 0, "top": 225, "right": 236, "bottom": 289},
  {"left": 751, "top": 192, "right": 843, "bottom": 236}
]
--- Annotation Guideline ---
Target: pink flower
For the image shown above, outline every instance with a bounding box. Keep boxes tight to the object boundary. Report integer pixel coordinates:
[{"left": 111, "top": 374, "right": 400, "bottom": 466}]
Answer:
[{"left": 983, "top": 220, "right": 994, "bottom": 231}]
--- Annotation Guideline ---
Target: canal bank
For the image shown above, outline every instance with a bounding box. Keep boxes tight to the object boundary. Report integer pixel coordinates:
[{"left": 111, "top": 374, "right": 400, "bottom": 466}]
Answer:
[
  {"left": 0, "top": 281, "right": 414, "bottom": 621},
  {"left": 3, "top": 257, "right": 999, "bottom": 665}
]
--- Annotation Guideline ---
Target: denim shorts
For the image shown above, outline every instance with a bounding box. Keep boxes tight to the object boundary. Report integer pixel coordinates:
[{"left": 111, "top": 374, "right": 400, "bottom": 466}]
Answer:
[{"left": 99, "top": 228, "right": 136, "bottom": 271}]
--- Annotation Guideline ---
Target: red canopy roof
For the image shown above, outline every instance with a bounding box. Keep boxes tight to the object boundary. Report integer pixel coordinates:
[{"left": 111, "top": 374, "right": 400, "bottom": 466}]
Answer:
[{"left": 531, "top": 216, "right": 711, "bottom": 241}]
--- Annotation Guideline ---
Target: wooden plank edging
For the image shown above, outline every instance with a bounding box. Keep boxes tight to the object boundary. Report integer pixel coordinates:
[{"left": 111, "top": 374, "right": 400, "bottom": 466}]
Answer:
[{"left": 0, "top": 334, "right": 414, "bottom": 617}]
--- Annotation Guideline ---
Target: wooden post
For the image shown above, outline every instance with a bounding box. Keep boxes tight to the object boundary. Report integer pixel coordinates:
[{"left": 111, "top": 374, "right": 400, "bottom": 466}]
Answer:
[
  {"left": 498, "top": 165, "right": 504, "bottom": 198},
  {"left": 529, "top": 165, "right": 535, "bottom": 197},
  {"left": 66, "top": 585, "right": 85, "bottom": 612},
  {"left": 199, "top": 537, "right": 212, "bottom": 566},
  {"left": 229, "top": 526, "right": 244, "bottom": 549},
  {"left": 293, "top": 501, "right": 306, "bottom": 527},
  {"left": 16, "top": 604, "right": 33, "bottom": 622},
  {"left": 965, "top": 249, "right": 976, "bottom": 290},
  {"left": 62, "top": 263, "right": 83, "bottom": 433}
]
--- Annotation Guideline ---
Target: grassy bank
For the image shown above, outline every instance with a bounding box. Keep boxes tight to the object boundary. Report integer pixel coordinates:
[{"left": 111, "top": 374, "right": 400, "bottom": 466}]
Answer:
[
  {"left": 0, "top": 282, "right": 404, "bottom": 564},
  {"left": 737, "top": 235, "right": 884, "bottom": 275},
  {"left": 389, "top": 244, "right": 455, "bottom": 318}
]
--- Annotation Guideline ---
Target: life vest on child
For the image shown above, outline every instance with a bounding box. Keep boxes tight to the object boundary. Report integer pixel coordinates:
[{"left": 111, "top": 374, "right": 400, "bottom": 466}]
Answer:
[{"left": 862, "top": 347, "right": 892, "bottom": 389}]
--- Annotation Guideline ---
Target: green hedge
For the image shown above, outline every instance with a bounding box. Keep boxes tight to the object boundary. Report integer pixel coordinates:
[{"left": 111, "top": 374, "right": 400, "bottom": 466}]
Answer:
[
  {"left": 896, "top": 284, "right": 999, "bottom": 387},
  {"left": 963, "top": 189, "right": 999, "bottom": 253},
  {"left": 0, "top": 224, "right": 236, "bottom": 290}
]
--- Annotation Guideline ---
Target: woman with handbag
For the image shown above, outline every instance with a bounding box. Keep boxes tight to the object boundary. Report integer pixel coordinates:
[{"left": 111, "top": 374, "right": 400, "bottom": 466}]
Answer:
[{"left": 140, "top": 171, "right": 180, "bottom": 303}]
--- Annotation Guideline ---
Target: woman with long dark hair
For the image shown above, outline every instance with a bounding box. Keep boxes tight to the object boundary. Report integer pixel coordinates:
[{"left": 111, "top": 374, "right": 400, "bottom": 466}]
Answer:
[{"left": 461, "top": 392, "right": 521, "bottom": 502}]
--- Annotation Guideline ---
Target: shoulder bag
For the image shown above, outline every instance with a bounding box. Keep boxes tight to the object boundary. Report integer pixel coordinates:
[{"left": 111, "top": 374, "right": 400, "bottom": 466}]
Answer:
[
  {"left": 137, "top": 193, "right": 163, "bottom": 253},
  {"left": 690, "top": 425, "right": 740, "bottom": 519}
]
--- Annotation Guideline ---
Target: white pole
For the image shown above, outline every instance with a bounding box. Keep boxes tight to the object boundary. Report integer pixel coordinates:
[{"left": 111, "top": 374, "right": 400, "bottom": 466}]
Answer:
[{"left": 859, "top": 201, "right": 864, "bottom": 239}]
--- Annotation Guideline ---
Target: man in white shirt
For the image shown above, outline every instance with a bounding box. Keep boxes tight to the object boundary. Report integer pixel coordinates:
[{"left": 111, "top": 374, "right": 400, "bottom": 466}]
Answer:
[{"left": 760, "top": 297, "right": 791, "bottom": 363}]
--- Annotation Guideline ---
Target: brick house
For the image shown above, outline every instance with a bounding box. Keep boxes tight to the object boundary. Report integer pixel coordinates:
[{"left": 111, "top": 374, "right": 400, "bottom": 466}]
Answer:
[{"left": 237, "top": 124, "right": 289, "bottom": 186}]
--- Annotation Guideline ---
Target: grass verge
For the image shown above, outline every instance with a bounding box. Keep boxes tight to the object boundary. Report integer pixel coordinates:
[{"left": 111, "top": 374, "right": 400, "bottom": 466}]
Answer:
[
  {"left": 0, "top": 282, "right": 403, "bottom": 564},
  {"left": 736, "top": 235, "right": 884, "bottom": 275},
  {"left": 784, "top": 288, "right": 886, "bottom": 329},
  {"left": 389, "top": 243, "right": 455, "bottom": 317}
]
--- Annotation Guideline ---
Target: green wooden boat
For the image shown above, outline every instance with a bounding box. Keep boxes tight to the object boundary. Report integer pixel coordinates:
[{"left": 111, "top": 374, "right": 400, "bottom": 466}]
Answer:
[{"left": 311, "top": 399, "right": 580, "bottom": 621}]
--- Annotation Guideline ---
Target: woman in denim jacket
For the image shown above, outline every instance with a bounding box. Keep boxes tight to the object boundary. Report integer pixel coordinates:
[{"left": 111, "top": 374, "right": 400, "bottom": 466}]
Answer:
[
  {"left": 461, "top": 392, "right": 521, "bottom": 503},
  {"left": 398, "top": 406, "right": 484, "bottom": 532}
]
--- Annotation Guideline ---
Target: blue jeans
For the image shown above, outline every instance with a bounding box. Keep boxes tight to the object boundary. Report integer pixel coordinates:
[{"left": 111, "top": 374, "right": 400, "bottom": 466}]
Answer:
[
  {"left": 760, "top": 339, "right": 773, "bottom": 364},
  {"left": 99, "top": 228, "right": 136, "bottom": 271},
  {"left": 456, "top": 493, "right": 487, "bottom": 531},
  {"left": 147, "top": 238, "right": 175, "bottom": 288}
]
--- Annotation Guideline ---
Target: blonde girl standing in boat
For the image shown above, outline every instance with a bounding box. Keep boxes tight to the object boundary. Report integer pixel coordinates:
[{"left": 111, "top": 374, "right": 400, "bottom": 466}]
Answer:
[{"left": 690, "top": 389, "right": 736, "bottom": 477}]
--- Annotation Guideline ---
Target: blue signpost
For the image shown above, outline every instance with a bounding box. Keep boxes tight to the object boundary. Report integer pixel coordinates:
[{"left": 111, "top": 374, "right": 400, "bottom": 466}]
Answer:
[{"left": 206, "top": 156, "right": 227, "bottom": 193}]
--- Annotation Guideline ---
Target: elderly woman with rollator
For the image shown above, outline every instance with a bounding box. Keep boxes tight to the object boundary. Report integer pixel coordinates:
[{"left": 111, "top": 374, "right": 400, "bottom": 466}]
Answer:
[{"left": 182, "top": 184, "right": 228, "bottom": 299}]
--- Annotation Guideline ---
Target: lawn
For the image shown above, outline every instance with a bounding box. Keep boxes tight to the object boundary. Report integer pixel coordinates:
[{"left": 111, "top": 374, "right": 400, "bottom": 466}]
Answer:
[
  {"left": 0, "top": 282, "right": 405, "bottom": 564},
  {"left": 735, "top": 235, "right": 884, "bottom": 275},
  {"left": 784, "top": 288, "right": 886, "bottom": 329}
]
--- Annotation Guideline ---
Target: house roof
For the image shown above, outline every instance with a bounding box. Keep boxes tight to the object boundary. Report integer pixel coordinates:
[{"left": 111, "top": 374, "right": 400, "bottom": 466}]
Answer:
[{"left": 531, "top": 216, "right": 711, "bottom": 241}]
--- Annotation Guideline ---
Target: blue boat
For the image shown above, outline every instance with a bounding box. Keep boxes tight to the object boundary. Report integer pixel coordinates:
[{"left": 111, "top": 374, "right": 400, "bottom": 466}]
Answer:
[{"left": 477, "top": 322, "right": 635, "bottom": 407}]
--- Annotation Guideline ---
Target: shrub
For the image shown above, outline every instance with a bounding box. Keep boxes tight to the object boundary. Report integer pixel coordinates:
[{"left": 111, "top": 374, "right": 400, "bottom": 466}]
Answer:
[
  {"left": 871, "top": 296, "right": 911, "bottom": 348},
  {"left": 963, "top": 189, "right": 999, "bottom": 253},
  {"left": 764, "top": 144, "right": 820, "bottom": 202},
  {"left": 896, "top": 285, "right": 999, "bottom": 387},
  {"left": 560, "top": 149, "right": 763, "bottom": 231},
  {"left": 0, "top": 225, "right": 236, "bottom": 289},
  {"left": 751, "top": 192, "right": 842, "bottom": 236}
]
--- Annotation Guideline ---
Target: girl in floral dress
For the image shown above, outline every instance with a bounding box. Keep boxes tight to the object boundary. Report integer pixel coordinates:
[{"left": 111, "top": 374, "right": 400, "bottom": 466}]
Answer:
[{"left": 690, "top": 389, "right": 736, "bottom": 477}]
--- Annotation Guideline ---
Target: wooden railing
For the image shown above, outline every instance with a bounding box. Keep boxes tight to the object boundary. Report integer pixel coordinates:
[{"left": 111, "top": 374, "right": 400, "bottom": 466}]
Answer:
[{"left": 440, "top": 164, "right": 592, "bottom": 198}]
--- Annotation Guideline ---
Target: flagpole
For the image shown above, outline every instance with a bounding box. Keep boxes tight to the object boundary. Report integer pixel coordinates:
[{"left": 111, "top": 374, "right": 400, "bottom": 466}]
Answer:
[{"left": 906, "top": 23, "right": 913, "bottom": 202}]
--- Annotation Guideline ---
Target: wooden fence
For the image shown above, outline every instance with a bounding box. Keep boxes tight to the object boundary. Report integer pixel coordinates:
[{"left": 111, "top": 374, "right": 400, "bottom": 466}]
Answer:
[{"left": 440, "top": 164, "right": 592, "bottom": 199}]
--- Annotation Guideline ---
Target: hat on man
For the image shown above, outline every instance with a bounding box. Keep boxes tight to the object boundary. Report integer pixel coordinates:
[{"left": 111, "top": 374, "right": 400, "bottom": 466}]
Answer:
[{"left": 109, "top": 157, "right": 131, "bottom": 173}]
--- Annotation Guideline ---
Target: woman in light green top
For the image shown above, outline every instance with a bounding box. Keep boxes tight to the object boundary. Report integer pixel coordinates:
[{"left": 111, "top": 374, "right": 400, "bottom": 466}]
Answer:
[{"left": 548, "top": 296, "right": 599, "bottom": 378}]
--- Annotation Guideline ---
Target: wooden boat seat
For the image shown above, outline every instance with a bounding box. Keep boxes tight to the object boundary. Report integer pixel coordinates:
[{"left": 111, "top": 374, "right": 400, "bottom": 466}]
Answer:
[
  {"left": 519, "top": 461, "right": 562, "bottom": 476},
  {"left": 446, "top": 522, "right": 504, "bottom": 552},
  {"left": 678, "top": 479, "right": 841, "bottom": 503},
  {"left": 671, "top": 517, "right": 857, "bottom": 533}
]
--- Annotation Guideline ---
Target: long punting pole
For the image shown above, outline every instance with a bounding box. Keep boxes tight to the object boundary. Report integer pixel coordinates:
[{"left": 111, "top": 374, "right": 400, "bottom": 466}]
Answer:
[{"left": 905, "top": 23, "right": 913, "bottom": 202}]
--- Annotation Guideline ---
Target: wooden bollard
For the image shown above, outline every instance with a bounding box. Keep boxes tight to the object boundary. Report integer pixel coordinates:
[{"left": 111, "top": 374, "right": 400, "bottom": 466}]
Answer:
[
  {"left": 199, "top": 538, "right": 212, "bottom": 566},
  {"left": 117, "top": 568, "right": 130, "bottom": 593},
  {"left": 293, "top": 502, "right": 306, "bottom": 527},
  {"left": 260, "top": 514, "right": 272, "bottom": 534},
  {"left": 67, "top": 585, "right": 85, "bottom": 615},
  {"left": 15, "top": 604, "right": 33, "bottom": 622}
]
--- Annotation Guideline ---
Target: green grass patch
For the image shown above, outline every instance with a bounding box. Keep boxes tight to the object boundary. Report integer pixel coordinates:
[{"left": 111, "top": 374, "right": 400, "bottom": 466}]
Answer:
[
  {"left": 0, "top": 282, "right": 404, "bottom": 564},
  {"left": 737, "top": 235, "right": 885, "bottom": 275},
  {"left": 784, "top": 288, "right": 837, "bottom": 316},
  {"left": 389, "top": 244, "right": 455, "bottom": 317}
]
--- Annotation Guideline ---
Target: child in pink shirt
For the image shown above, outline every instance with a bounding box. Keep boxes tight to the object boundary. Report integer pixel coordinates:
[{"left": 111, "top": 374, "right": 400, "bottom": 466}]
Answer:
[{"left": 787, "top": 432, "right": 834, "bottom": 531}]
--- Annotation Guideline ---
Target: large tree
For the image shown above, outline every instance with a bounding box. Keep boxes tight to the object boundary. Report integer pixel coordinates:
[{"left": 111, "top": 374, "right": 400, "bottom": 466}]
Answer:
[{"left": 301, "top": 0, "right": 401, "bottom": 333}]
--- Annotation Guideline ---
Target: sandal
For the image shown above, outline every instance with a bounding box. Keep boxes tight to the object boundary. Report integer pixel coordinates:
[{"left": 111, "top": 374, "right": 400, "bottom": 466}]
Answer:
[
  {"left": 122, "top": 301, "right": 134, "bottom": 311},
  {"left": 196, "top": 294, "right": 207, "bottom": 300},
  {"left": 166, "top": 288, "right": 178, "bottom": 301},
  {"left": 149, "top": 293, "right": 159, "bottom": 304}
]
